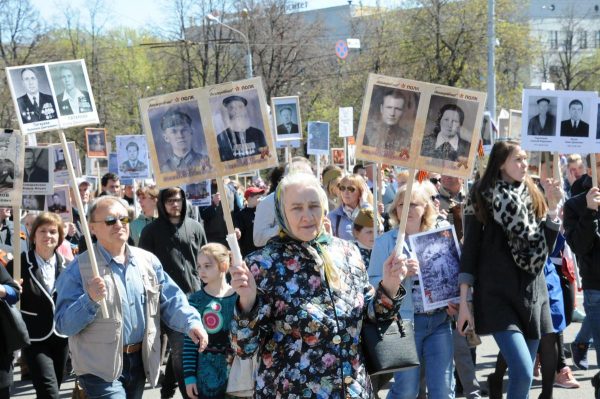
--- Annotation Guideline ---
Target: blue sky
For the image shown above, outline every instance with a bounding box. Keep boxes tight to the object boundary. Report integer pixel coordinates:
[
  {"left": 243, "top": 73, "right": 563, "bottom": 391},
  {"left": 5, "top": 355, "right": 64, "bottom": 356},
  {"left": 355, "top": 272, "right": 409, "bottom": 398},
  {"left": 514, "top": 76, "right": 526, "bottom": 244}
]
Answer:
[{"left": 30, "top": 0, "right": 382, "bottom": 30}]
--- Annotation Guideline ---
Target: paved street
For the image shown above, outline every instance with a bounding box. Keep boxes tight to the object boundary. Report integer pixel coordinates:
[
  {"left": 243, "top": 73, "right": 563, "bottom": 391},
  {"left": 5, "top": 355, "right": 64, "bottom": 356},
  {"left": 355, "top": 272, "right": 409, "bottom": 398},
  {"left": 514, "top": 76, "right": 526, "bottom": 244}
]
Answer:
[{"left": 11, "top": 307, "right": 598, "bottom": 398}]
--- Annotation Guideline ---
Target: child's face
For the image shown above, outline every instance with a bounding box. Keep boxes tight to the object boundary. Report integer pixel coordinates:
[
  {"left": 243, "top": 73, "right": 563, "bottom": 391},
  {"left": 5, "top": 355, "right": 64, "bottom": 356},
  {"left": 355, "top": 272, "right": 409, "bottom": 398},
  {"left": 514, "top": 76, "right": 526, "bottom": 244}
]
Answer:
[{"left": 197, "top": 253, "right": 224, "bottom": 285}]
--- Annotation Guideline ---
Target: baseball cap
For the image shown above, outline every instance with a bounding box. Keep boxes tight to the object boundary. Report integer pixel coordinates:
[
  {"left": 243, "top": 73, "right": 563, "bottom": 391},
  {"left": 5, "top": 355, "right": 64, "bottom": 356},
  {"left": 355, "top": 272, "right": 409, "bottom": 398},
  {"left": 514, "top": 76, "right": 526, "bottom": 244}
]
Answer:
[{"left": 244, "top": 186, "right": 265, "bottom": 199}]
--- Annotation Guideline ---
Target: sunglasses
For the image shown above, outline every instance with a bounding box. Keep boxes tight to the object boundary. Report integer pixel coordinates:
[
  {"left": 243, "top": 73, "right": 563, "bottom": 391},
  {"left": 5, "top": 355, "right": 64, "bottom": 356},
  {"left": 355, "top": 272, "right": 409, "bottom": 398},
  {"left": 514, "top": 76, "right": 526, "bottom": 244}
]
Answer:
[
  {"left": 338, "top": 185, "right": 357, "bottom": 193},
  {"left": 92, "top": 215, "right": 130, "bottom": 226},
  {"left": 429, "top": 178, "right": 441, "bottom": 184},
  {"left": 431, "top": 194, "right": 441, "bottom": 201}
]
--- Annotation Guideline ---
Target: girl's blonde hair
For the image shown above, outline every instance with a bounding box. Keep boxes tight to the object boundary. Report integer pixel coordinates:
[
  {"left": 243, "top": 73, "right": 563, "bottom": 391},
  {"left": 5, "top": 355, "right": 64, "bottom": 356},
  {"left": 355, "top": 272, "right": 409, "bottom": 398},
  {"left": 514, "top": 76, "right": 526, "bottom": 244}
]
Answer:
[
  {"left": 388, "top": 183, "right": 437, "bottom": 232},
  {"left": 198, "top": 243, "right": 231, "bottom": 272}
]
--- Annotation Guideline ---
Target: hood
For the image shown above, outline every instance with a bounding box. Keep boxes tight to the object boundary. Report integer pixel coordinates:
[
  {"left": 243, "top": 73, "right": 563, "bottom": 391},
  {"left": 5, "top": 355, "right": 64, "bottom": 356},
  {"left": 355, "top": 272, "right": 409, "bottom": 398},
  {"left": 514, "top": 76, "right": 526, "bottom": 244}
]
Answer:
[{"left": 157, "top": 186, "right": 188, "bottom": 226}]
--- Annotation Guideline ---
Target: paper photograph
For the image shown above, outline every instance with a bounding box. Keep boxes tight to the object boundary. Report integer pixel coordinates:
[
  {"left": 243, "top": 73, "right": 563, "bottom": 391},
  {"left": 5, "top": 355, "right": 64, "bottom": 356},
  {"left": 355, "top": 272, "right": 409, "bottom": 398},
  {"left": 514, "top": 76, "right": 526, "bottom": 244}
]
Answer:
[
  {"left": 272, "top": 96, "right": 302, "bottom": 142},
  {"left": 0, "top": 130, "right": 25, "bottom": 207},
  {"left": 306, "top": 121, "right": 330, "bottom": 155},
  {"left": 183, "top": 180, "right": 212, "bottom": 207},
  {"left": 85, "top": 128, "right": 108, "bottom": 158},
  {"left": 116, "top": 135, "right": 150, "bottom": 179},
  {"left": 44, "top": 185, "right": 72, "bottom": 223},
  {"left": 24, "top": 146, "right": 53, "bottom": 195}
]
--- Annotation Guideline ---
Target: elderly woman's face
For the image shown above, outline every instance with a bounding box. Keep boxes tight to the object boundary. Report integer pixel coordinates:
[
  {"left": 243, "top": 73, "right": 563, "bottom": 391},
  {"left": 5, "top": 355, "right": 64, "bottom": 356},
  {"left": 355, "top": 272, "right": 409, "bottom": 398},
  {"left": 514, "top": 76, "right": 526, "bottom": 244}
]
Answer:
[
  {"left": 34, "top": 222, "right": 60, "bottom": 252},
  {"left": 439, "top": 110, "right": 462, "bottom": 138},
  {"left": 283, "top": 183, "right": 324, "bottom": 242}
]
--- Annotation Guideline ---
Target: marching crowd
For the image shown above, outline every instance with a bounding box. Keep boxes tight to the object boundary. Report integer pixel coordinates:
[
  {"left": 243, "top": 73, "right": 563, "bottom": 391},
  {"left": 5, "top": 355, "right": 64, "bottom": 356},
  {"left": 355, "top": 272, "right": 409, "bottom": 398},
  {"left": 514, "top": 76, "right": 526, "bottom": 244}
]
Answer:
[{"left": 1, "top": 141, "right": 600, "bottom": 399}]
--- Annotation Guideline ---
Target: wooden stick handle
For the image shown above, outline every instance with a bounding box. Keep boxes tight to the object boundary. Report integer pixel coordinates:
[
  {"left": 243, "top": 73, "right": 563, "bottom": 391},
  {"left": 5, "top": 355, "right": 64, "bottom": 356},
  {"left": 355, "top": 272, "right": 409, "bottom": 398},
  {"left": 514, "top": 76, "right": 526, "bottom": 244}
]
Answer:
[
  {"left": 592, "top": 154, "right": 598, "bottom": 188},
  {"left": 59, "top": 130, "right": 108, "bottom": 318},
  {"left": 216, "top": 178, "right": 243, "bottom": 266}
]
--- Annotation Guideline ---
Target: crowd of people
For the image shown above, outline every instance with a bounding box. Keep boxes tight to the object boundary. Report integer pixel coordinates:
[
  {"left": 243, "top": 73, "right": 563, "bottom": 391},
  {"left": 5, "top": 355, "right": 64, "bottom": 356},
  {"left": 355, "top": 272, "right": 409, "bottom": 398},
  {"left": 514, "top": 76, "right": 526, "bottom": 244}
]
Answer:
[{"left": 0, "top": 143, "right": 599, "bottom": 399}]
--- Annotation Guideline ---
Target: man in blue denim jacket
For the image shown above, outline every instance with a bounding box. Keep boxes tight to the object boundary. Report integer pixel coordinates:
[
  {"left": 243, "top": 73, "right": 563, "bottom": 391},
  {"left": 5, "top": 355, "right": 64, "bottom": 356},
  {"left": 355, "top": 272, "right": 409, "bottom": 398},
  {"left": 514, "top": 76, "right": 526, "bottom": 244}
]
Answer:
[{"left": 55, "top": 196, "right": 207, "bottom": 399}]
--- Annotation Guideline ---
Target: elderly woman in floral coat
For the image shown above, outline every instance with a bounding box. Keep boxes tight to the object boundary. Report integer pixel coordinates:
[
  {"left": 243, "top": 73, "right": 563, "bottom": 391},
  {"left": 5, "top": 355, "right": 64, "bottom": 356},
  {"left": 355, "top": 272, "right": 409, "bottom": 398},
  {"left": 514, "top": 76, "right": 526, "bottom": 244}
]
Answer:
[{"left": 230, "top": 172, "right": 410, "bottom": 398}]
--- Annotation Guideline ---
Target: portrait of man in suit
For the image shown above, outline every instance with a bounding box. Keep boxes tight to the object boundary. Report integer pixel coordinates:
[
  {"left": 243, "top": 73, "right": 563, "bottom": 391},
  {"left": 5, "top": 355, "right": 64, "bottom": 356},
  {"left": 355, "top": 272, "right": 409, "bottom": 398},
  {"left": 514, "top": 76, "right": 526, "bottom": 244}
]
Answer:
[
  {"left": 23, "top": 148, "right": 48, "bottom": 183},
  {"left": 216, "top": 95, "right": 267, "bottom": 161},
  {"left": 363, "top": 89, "right": 412, "bottom": 152},
  {"left": 47, "top": 193, "right": 67, "bottom": 214},
  {"left": 560, "top": 99, "right": 589, "bottom": 137},
  {"left": 56, "top": 65, "right": 92, "bottom": 115},
  {"left": 527, "top": 97, "right": 556, "bottom": 136},
  {"left": 16, "top": 68, "right": 58, "bottom": 124},
  {"left": 276, "top": 106, "right": 299, "bottom": 135},
  {"left": 119, "top": 141, "right": 147, "bottom": 173}
]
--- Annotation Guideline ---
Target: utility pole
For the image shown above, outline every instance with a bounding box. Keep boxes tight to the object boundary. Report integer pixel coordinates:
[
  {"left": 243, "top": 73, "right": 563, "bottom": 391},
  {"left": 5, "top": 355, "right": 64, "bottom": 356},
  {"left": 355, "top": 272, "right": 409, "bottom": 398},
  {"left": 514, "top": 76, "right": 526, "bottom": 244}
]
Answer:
[{"left": 487, "top": 0, "right": 496, "bottom": 120}]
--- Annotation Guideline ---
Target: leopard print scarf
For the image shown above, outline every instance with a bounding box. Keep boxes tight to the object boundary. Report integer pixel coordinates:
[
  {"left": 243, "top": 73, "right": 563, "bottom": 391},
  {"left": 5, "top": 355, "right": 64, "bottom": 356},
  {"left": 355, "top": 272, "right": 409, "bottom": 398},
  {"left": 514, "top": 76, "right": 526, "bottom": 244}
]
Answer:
[{"left": 465, "top": 180, "right": 548, "bottom": 275}]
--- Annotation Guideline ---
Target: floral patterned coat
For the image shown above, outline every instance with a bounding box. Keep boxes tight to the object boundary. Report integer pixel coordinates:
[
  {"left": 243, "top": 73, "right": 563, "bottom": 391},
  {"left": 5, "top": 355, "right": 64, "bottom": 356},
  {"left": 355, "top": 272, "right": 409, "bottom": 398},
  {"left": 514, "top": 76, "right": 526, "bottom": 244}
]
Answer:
[{"left": 231, "top": 236, "right": 404, "bottom": 399}]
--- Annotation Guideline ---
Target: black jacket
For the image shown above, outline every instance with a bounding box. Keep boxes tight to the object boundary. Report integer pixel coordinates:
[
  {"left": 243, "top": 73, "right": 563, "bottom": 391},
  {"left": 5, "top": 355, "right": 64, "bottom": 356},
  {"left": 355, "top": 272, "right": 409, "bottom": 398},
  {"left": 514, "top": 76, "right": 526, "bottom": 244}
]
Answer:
[
  {"left": 234, "top": 206, "right": 258, "bottom": 257},
  {"left": 7, "top": 250, "right": 66, "bottom": 342},
  {"left": 139, "top": 188, "right": 206, "bottom": 294},
  {"left": 564, "top": 191, "right": 600, "bottom": 290}
]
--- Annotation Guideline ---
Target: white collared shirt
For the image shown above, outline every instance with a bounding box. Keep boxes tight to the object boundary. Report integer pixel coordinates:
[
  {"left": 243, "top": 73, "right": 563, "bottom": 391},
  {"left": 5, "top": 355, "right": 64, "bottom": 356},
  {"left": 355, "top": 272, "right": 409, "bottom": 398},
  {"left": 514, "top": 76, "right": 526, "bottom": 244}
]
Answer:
[
  {"left": 435, "top": 134, "right": 459, "bottom": 151},
  {"left": 62, "top": 88, "right": 85, "bottom": 114},
  {"left": 34, "top": 252, "right": 57, "bottom": 293},
  {"left": 27, "top": 93, "right": 39, "bottom": 106}
]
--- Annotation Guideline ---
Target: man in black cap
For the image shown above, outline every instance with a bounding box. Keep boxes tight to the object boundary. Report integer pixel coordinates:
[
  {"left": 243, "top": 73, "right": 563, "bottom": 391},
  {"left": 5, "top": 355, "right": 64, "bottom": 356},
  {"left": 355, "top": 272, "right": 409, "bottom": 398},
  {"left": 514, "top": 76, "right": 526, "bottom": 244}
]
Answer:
[
  {"left": 527, "top": 97, "right": 556, "bottom": 136},
  {"left": 216, "top": 95, "right": 267, "bottom": 161},
  {"left": 159, "top": 108, "right": 210, "bottom": 173}
]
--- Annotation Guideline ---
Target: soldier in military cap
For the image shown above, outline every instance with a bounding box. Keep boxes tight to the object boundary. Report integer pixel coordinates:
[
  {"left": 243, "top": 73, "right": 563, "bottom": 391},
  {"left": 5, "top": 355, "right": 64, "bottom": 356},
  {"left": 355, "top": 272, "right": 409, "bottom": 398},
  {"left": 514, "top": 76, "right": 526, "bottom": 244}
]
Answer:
[
  {"left": 216, "top": 95, "right": 267, "bottom": 161},
  {"left": 159, "top": 108, "right": 210, "bottom": 173}
]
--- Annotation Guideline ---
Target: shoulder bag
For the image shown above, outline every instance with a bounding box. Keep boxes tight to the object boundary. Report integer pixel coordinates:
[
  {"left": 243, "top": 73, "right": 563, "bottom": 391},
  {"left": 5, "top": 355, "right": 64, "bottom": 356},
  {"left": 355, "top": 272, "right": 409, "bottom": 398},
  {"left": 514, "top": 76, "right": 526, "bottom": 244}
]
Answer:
[{"left": 0, "top": 299, "right": 30, "bottom": 353}]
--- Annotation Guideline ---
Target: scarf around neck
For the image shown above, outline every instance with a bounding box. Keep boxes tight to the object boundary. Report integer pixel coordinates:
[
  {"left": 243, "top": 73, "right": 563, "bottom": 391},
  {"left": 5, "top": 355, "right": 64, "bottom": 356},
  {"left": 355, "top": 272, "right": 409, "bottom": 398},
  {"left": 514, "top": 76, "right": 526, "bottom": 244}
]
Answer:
[{"left": 465, "top": 180, "right": 548, "bottom": 275}]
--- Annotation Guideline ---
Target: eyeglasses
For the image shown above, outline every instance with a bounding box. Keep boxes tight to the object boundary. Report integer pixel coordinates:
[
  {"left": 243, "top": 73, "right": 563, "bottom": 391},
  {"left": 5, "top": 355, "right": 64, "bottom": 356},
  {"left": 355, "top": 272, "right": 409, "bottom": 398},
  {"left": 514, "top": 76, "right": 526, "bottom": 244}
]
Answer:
[
  {"left": 429, "top": 178, "right": 441, "bottom": 184},
  {"left": 166, "top": 197, "right": 183, "bottom": 205},
  {"left": 431, "top": 194, "right": 441, "bottom": 201},
  {"left": 397, "top": 202, "right": 424, "bottom": 209},
  {"left": 92, "top": 215, "right": 130, "bottom": 226},
  {"left": 338, "top": 185, "right": 357, "bottom": 193}
]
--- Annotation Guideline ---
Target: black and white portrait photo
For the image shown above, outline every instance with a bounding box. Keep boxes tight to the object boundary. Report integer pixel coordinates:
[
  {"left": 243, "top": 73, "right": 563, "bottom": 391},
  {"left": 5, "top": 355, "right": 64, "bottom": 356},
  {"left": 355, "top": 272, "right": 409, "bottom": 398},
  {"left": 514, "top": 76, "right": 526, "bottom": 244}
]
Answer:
[
  {"left": 48, "top": 61, "right": 93, "bottom": 116},
  {"left": 420, "top": 96, "right": 478, "bottom": 162},
  {"left": 272, "top": 96, "right": 302, "bottom": 141},
  {"left": 45, "top": 186, "right": 72, "bottom": 222},
  {"left": 408, "top": 225, "right": 461, "bottom": 311},
  {"left": 147, "top": 104, "right": 211, "bottom": 174},
  {"left": 480, "top": 111, "right": 493, "bottom": 152},
  {"left": 560, "top": 98, "right": 590, "bottom": 137},
  {"left": 0, "top": 131, "right": 24, "bottom": 206},
  {"left": 7, "top": 64, "right": 60, "bottom": 134},
  {"left": 211, "top": 92, "right": 268, "bottom": 162},
  {"left": 22, "top": 194, "right": 44, "bottom": 211},
  {"left": 526, "top": 96, "right": 557, "bottom": 136},
  {"left": 306, "top": 121, "right": 330, "bottom": 155},
  {"left": 362, "top": 85, "right": 419, "bottom": 153},
  {"left": 54, "top": 142, "right": 82, "bottom": 185},
  {"left": 85, "top": 128, "right": 108, "bottom": 158},
  {"left": 23, "top": 146, "right": 53, "bottom": 195},
  {"left": 116, "top": 135, "right": 149, "bottom": 179}
]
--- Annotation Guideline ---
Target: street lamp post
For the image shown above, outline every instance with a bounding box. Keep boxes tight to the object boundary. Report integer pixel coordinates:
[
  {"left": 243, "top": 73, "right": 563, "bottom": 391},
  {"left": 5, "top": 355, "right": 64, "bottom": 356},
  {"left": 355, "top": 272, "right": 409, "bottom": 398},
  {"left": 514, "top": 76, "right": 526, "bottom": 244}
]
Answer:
[{"left": 206, "top": 13, "right": 253, "bottom": 79}]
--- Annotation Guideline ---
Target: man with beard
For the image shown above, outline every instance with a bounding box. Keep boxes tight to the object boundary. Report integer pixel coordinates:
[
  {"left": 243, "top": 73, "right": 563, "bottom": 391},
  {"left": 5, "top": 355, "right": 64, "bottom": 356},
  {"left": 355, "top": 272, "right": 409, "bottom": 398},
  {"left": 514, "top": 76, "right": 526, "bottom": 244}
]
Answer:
[
  {"left": 56, "top": 65, "right": 92, "bottom": 115},
  {"left": 159, "top": 109, "right": 210, "bottom": 173},
  {"left": 216, "top": 95, "right": 267, "bottom": 161}
]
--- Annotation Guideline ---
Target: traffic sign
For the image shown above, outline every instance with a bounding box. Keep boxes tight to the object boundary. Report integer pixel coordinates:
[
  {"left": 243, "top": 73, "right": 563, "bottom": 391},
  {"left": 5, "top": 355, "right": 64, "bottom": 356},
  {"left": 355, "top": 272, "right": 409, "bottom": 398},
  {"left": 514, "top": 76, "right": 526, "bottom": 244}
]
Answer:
[{"left": 335, "top": 40, "right": 349, "bottom": 60}]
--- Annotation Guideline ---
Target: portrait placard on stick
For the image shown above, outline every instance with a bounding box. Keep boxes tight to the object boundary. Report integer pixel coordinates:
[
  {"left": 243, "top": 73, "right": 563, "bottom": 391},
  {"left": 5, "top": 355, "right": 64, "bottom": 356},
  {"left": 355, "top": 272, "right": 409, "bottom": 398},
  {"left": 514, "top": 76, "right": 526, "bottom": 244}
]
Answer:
[
  {"left": 139, "top": 88, "right": 213, "bottom": 188},
  {"left": 47, "top": 59, "right": 99, "bottom": 128},
  {"left": 116, "top": 135, "right": 150, "bottom": 179},
  {"left": 0, "top": 130, "right": 24, "bottom": 207},
  {"left": 85, "top": 128, "right": 108, "bottom": 158},
  {"left": 272, "top": 96, "right": 302, "bottom": 142},
  {"left": 45, "top": 185, "right": 72, "bottom": 223},
  {"left": 53, "top": 142, "right": 82, "bottom": 185},
  {"left": 339, "top": 107, "right": 353, "bottom": 137},
  {"left": 183, "top": 181, "right": 212, "bottom": 207},
  {"left": 508, "top": 109, "right": 522, "bottom": 141},
  {"left": 331, "top": 148, "right": 345, "bottom": 166},
  {"left": 408, "top": 225, "right": 461, "bottom": 312},
  {"left": 307, "top": 122, "right": 330, "bottom": 155},
  {"left": 481, "top": 111, "right": 494, "bottom": 154},
  {"left": 521, "top": 89, "right": 598, "bottom": 153},
  {"left": 207, "top": 77, "right": 277, "bottom": 175},
  {"left": 356, "top": 75, "right": 422, "bottom": 167},
  {"left": 24, "top": 146, "right": 53, "bottom": 195},
  {"left": 108, "top": 153, "right": 132, "bottom": 186}
]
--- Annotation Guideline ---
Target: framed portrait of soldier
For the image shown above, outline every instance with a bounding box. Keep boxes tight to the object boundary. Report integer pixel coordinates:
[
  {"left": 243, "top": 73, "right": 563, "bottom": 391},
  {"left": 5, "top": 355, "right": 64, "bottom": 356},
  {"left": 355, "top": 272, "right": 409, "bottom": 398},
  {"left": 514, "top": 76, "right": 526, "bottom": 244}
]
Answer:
[
  {"left": 183, "top": 181, "right": 212, "bottom": 207},
  {"left": 307, "top": 121, "right": 330, "bottom": 155},
  {"left": 85, "top": 128, "right": 108, "bottom": 158},
  {"left": 53, "top": 142, "right": 82, "bottom": 185},
  {"left": 23, "top": 146, "right": 53, "bottom": 195},
  {"left": 140, "top": 88, "right": 214, "bottom": 188},
  {"left": 108, "top": 153, "right": 132, "bottom": 186},
  {"left": 417, "top": 91, "right": 485, "bottom": 178},
  {"left": 0, "top": 130, "right": 24, "bottom": 207},
  {"left": 116, "top": 135, "right": 150, "bottom": 179},
  {"left": 331, "top": 148, "right": 345, "bottom": 166},
  {"left": 44, "top": 186, "right": 72, "bottom": 222},
  {"left": 47, "top": 59, "right": 99, "bottom": 128},
  {"left": 206, "top": 77, "right": 277, "bottom": 175},
  {"left": 6, "top": 63, "right": 60, "bottom": 134},
  {"left": 357, "top": 77, "right": 421, "bottom": 166},
  {"left": 272, "top": 96, "right": 302, "bottom": 142},
  {"left": 508, "top": 109, "right": 522, "bottom": 141}
]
